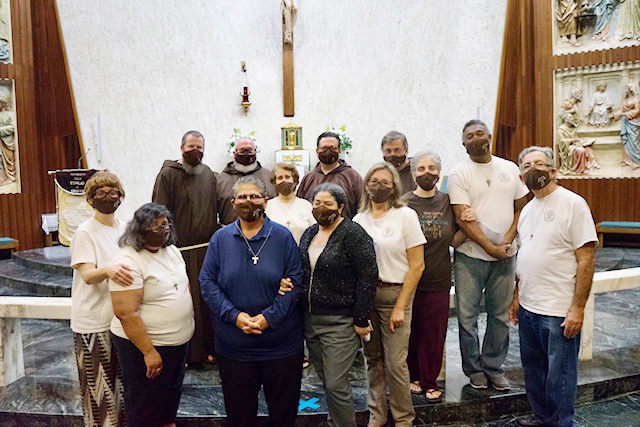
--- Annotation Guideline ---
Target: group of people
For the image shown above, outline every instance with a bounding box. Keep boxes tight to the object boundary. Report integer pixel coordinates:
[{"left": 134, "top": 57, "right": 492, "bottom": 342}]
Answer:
[{"left": 69, "top": 120, "right": 597, "bottom": 427}]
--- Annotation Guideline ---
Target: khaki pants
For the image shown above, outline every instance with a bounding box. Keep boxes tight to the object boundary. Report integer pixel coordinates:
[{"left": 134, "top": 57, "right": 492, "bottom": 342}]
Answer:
[{"left": 364, "top": 285, "right": 415, "bottom": 427}]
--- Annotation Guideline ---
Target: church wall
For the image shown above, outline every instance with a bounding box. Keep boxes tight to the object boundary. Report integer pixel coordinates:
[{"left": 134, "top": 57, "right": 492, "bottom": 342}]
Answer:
[{"left": 57, "top": 0, "right": 508, "bottom": 222}]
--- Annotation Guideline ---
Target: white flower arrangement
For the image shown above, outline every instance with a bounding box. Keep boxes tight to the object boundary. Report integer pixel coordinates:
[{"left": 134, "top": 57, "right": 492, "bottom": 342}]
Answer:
[
  {"left": 227, "top": 128, "right": 258, "bottom": 154},
  {"left": 325, "top": 125, "right": 353, "bottom": 152}
]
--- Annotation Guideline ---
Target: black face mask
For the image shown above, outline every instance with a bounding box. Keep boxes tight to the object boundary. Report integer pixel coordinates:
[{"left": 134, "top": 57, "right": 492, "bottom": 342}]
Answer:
[
  {"left": 524, "top": 168, "right": 552, "bottom": 190},
  {"left": 465, "top": 139, "right": 490, "bottom": 157},
  {"left": 318, "top": 150, "right": 339, "bottom": 165},
  {"left": 415, "top": 172, "right": 439, "bottom": 191},
  {"left": 384, "top": 155, "right": 407, "bottom": 169},
  {"left": 183, "top": 149, "right": 203, "bottom": 166},
  {"left": 312, "top": 206, "right": 340, "bottom": 227},
  {"left": 235, "top": 201, "right": 264, "bottom": 222},
  {"left": 367, "top": 184, "right": 393, "bottom": 203},
  {"left": 235, "top": 153, "right": 257, "bottom": 166},
  {"left": 91, "top": 197, "right": 121, "bottom": 214},
  {"left": 143, "top": 229, "right": 169, "bottom": 248},
  {"left": 275, "top": 181, "right": 296, "bottom": 196}
]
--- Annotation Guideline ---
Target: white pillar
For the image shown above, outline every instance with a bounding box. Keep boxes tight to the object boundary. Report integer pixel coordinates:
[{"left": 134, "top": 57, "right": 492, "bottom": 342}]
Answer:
[{"left": 0, "top": 318, "right": 24, "bottom": 386}]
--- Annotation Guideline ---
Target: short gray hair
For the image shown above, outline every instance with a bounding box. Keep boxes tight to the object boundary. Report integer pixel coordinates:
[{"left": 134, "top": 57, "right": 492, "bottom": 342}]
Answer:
[
  {"left": 232, "top": 175, "right": 267, "bottom": 198},
  {"left": 411, "top": 150, "right": 442, "bottom": 175},
  {"left": 518, "top": 146, "right": 555, "bottom": 169},
  {"left": 311, "top": 183, "right": 347, "bottom": 208},
  {"left": 119, "top": 203, "right": 177, "bottom": 251},
  {"left": 381, "top": 131, "right": 408, "bottom": 151}
]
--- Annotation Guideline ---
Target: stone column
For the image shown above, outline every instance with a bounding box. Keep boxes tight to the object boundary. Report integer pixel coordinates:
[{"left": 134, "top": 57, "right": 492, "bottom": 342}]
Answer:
[{"left": 0, "top": 318, "right": 24, "bottom": 386}]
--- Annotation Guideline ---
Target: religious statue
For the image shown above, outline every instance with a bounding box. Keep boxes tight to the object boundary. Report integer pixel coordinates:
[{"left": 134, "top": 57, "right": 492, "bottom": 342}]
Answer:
[
  {"left": 557, "top": 0, "right": 582, "bottom": 46},
  {"left": 620, "top": 0, "right": 640, "bottom": 40},
  {"left": 588, "top": 82, "right": 613, "bottom": 127},
  {"left": 592, "top": 0, "right": 622, "bottom": 41},
  {"left": 0, "top": 0, "right": 11, "bottom": 61},
  {"left": 557, "top": 89, "right": 600, "bottom": 174},
  {"left": 0, "top": 86, "right": 16, "bottom": 185},
  {"left": 281, "top": 0, "right": 297, "bottom": 44},
  {"left": 613, "top": 83, "right": 640, "bottom": 169}
]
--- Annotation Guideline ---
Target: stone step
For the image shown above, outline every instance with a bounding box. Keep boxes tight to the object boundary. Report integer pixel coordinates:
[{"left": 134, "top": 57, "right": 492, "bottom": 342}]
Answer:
[
  {"left": 0, "top": 260, "right": 71, "bottom": 297},
  {"left": 591, "top": 136, "right": 622, "bottom": 150},
  {"left": 12, "top": 247, "right": 72, "bottom": 277},
  {"left": 577, "top": 127, "right": 621, "bottom": 138}
]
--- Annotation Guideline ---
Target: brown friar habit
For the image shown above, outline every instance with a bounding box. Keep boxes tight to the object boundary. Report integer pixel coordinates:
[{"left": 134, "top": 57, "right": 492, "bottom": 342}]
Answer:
[
  {"left": 152, "top": 160, "right": 218, "bottom": 364},
  {"left": 216, "top": 161, "right": 277, "bottom": 225}
]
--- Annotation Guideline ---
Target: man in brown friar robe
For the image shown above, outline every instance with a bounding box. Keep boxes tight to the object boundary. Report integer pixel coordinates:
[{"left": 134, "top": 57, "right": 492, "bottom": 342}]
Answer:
[
  {"left": 217, "top": 136, "right": 276, "bottom": 225},
  {"left": 152, "top": 130, "right": 218, "bottom": 365}
]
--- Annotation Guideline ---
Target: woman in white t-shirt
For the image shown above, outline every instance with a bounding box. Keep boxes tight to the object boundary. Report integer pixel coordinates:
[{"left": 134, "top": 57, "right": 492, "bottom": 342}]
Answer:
[
  {"left": 70, "top": 171, "right": 132, "bottom": 427},
  {"left": 265, "top": 162, "right": 315, "bottom": 244},
  {"left": 353, "top": 162, "right": 426, "bottom": 427},
  {"left": 110, "top": 203, "right": 195, "bottom": 427}
]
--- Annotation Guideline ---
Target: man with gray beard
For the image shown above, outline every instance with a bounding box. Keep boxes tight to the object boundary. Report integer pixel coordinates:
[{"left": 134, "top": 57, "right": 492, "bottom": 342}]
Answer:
[{"left": 152, "top": 130, "right": 219, "bottom": 366}]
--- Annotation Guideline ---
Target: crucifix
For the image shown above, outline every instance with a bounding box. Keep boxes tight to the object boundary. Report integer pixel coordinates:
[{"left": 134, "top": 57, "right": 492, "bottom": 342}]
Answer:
[
  {"left": 282, "top": 0, "right": 297, "bottom": 117},
  {"left": 252, "top": 255, "right": 259, "bottom": 265}
]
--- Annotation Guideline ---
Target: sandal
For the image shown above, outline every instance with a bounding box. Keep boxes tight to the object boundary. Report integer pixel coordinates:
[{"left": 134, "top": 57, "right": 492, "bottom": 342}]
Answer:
[
  {"left": 425, "top": 388, "right": 443, "bottom": 404},
  {"left": 409, "top": 381, "right": 423, "bottom": 394},
  {"left": 302, "top": 357, "right": 310, "bottom": 369}
]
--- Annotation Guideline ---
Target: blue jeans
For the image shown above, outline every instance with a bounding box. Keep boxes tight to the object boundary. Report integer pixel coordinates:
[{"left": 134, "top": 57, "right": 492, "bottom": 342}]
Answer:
[
  {"left": 518, "top": 307, "right": 579, "bottom": 427},
  {"left": 454, "top": 252, "right": 515, "bottom": 378}
]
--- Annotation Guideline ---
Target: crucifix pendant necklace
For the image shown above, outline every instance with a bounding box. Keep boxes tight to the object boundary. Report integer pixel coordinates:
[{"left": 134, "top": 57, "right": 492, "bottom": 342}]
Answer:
[
  {"left": 236, "top": 223, "right": 273, "bottom": 265},
  {"left": 478, "top": 165, "right": 493, "bottom": 187}
]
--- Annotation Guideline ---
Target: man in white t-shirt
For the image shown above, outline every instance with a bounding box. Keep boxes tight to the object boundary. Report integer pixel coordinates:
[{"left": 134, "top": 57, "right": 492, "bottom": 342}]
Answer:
[
  {"left": 448, "top": 119, "right": 529, "bottom": 391},
  {"left": 509, "top": 146, "right": 596, "bottom": 427}
]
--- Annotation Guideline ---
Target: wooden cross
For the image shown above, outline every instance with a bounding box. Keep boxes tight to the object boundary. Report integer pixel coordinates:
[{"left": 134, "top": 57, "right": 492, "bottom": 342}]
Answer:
[
  {"left": 252, "top": 255, "right": 259, "bottom": 265},
  {"left": 282, "top": 0, "right": 296, "bottom": 117}
]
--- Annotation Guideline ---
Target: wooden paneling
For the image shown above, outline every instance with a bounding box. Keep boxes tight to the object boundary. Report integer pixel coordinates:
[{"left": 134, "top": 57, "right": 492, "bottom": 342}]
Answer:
[
  {"left": 495, "top": 0, "right": 640, "bottom": 224},
  {"left": 0, "top": 0, "right": 80, "bottom": 250}
]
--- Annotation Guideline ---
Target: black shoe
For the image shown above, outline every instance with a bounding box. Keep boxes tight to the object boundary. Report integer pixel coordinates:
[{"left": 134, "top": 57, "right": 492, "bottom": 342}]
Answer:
[{"left": 515, "top": 415, "right": 545, "bottom": 426}]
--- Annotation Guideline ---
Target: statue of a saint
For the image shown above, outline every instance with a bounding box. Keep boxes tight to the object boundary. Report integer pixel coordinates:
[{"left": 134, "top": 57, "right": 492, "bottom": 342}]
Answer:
[
  {"left": 620, "top": 0, "right": 640, "bottom": 40},
  {"left": 614, "top": 83, "right": 640, "bottom": 169},
  {"left": 0, "top": 87, "right": 16, "bottom": 184},
  {"left": 592, "top": 0, "right": 622, "bottom": 41},
  {"left": 0, "top": 0, "right": 11, "bottom": 61},
  {"left": 557, "top": 0, "right": 582, "bottom": 46},
  {"left": 281, "top": 0, "right": 297, "bottom": 45},
  {"left": 557, "top": 89, "right": 600, "bottom": 174},
  {"left": 588, "top": 83, "right": 613, "bottom": 127}
]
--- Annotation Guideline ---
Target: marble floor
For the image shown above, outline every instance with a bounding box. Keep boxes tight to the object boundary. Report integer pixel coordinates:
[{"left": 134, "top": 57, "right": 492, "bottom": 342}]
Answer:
[
  {"left": 449, "top": 391, "right": 640, "bottom": 427},
  {"left": 0, "top": 247, "right": 637, "bottom": 425}
]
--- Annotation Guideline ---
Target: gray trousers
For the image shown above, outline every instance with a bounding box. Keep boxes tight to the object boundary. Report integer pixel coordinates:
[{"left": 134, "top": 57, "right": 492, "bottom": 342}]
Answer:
[
  {"left": 363, "top": 285, "right": 415, "bottom": 427},
  {"left": 305, "top": 313, "right": 361, "bottom": 427}
]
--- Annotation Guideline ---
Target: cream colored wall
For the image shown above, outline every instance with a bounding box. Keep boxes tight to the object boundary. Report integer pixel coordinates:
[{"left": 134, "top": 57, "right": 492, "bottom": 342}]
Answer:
[{"left": 57, "top": 0, "right": 508, "bottom": 221}]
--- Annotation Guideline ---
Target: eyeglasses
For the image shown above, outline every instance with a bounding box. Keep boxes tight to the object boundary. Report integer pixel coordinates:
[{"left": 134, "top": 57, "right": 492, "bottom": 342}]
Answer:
[
  {"left": 236, "top": 149, "right": 256, "bottom": 155},
  {"left": 521, "top": 161, "right": 551, "bottom": 172},
  {"left": 235, "top": 194, "right": 264, "bottom": 201},
  {"left": 368, "top": 179, "right": 393, "bottom": 188},
  {"left": 94, "top": 190, "right": 121, "bottom": 198},
  {"left": 146, "top": 223, "right": 171, "bottom": 233}
]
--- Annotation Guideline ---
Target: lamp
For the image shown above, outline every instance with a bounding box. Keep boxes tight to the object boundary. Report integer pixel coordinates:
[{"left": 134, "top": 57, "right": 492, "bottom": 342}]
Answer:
[{"left": 240, "top": 61, "right": 251, "bottom": 114}]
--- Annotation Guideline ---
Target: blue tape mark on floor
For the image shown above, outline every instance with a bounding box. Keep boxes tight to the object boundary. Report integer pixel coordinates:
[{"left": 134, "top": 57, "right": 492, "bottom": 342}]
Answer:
[{"left": 298, "top": 397, "right": 320, "bottom": 411}]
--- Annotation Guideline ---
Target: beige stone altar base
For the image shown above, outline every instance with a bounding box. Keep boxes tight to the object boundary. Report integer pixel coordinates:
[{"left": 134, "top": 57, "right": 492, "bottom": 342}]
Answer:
[
  {"left": 0, "top": 297, "right": 71, "bottom": 386},
  {"left": 580, "top": 267, "right": 640, "bottom": 361}
]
